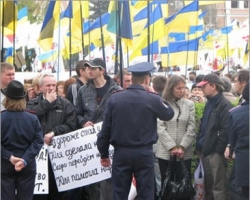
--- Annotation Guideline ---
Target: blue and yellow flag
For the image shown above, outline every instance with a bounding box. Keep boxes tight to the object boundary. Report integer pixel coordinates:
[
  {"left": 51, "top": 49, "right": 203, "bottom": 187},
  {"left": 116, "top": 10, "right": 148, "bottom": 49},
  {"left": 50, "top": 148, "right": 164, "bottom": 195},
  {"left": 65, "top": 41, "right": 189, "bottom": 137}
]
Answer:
[
  {"left": 161, "top": 37, "right": 200, "bottom": 66},
  {"left": 3, "top": 1, "right": 17, "bottom": 36},
  {"left": 130, "top": 4, "right": 165, "bottom": 60},
  {"left": 18, "top": 7, "right": 28, "bottom": 23},
  {"left": 185, "top": 1, "right": 224, "bottom": 6},
  {"left": 107, "top": 1, "right": 133, "bottom": 47},
  {"left": 165, "top": 1, "right": 199, "bottom": 33},
  {"left": 38, "top": 1, "right": 61, "bottom": 51},
  {"left": 4, "top": 47, "right": 14, "bottom": 64},
  {"left": 82, "top": 13, "right": 111, "bottom": 47}
]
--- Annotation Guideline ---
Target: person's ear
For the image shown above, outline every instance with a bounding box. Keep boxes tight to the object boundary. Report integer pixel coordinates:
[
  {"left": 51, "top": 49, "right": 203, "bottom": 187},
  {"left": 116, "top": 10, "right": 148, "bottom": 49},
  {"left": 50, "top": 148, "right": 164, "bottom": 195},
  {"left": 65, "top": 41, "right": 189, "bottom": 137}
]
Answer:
[{"left": 145, "top": 76, "right": 150, "bottom": 85}]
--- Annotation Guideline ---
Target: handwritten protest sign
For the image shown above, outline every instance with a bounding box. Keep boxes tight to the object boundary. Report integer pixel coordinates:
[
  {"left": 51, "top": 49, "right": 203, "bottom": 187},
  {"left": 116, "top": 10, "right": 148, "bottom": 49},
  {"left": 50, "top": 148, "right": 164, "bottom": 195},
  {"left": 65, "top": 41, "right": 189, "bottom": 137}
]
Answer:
[
  {"left": 48, "top": 122, "right": 114, "bottom": 192},
  {"left": 34, "top": 145, "right": 48, "bottom": 194}
]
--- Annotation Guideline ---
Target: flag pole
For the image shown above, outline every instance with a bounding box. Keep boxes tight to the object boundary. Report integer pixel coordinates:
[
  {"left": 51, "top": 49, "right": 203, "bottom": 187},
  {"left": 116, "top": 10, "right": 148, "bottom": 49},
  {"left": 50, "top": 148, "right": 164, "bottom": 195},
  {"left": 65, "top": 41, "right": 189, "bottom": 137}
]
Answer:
[
  {"left": 57, "top": 7, "right": 62, "bottom": 80},
  {"left": 69, "top": 8, "right": 72, "bottom": 77},
  {"left": 118, "top": 1, "right": 123, "bottom": 88},
  {"left": 79, "top": 1, "right": 84, "bottom": 55},
  {"left": 147, "top": 1, "right": 150, "bottom": 62},
  {"left": 98, "top": 1, "right": 106, "bottom": 68},
  {"left": 1, "top": 2, "right": 4, "bottom": 62},
  {"left": 13, "top": 2, "right": 16, "bottom": 65},
  {"left": 185, "top": 34, "right": 190, "bottom": 77},
  {"left": 114, "top": 1, "right": 119, "bottom": 75}
]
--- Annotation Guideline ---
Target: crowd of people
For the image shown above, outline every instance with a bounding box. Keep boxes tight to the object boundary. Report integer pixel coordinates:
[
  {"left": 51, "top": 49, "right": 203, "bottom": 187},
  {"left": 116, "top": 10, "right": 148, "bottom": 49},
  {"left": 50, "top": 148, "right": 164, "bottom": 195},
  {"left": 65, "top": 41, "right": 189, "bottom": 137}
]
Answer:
[{"left": 1, "top": 60, "right": 249, "bottom": 200}]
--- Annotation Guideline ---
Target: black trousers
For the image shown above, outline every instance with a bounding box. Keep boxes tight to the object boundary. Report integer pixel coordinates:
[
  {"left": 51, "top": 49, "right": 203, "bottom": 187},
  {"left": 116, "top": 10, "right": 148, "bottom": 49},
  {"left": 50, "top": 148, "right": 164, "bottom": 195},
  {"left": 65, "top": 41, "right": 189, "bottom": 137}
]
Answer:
[
  {"left": 112, "top": 146, "right": 155, "bottom": 200},
  {"left": 1, "top": 158, "right": 36, "bottom": 200}
]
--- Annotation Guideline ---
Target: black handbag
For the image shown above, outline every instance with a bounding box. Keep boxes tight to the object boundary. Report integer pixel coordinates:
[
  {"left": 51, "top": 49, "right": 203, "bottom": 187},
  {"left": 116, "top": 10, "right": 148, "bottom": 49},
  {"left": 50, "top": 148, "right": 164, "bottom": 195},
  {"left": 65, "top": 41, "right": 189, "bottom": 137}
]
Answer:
[{"left": 161, "top": 157, "right": 196, "bottom": 199}]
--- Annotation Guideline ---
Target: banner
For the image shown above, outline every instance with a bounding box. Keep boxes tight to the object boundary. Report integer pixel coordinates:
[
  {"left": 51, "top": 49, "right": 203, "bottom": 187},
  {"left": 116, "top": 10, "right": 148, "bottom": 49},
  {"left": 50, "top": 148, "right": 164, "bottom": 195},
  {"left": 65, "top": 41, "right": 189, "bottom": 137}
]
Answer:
[
  {"left": 34, "top": 145, "right": 49, "bottom": 194},
  {"left": 48, "top": 122, "right": 114, "bottom": 192}
]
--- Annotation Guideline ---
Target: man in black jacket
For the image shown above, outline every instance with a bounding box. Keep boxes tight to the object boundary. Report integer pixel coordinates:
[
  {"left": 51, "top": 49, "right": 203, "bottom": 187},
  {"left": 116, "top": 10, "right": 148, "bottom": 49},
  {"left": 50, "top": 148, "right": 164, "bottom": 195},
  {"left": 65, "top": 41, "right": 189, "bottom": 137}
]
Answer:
[
  {"left": 195, "top": 74, "right": 233, "bottom": 200},
  {"left": 66, "top": 60, "right": 90, "bottom": 107},
  {"left": 26, "top": 74, "right": 77, "bottom": 200},
  {"left": 76, "top": 58, "right": 122, "bottom": 200}
]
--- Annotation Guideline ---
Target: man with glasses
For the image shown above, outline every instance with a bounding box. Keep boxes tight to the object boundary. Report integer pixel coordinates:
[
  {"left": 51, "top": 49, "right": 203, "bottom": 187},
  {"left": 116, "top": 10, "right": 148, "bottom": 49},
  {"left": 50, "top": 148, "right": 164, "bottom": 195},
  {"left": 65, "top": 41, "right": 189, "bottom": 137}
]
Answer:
[
  {"left": 224, "top": 69, "right": 249, "bottom": 200},
  {"left": 195, "top": 73, "right": 233, "bottom": 200},
  {"left": 232, "top": 69, "right": 249, "bottom": 104}
]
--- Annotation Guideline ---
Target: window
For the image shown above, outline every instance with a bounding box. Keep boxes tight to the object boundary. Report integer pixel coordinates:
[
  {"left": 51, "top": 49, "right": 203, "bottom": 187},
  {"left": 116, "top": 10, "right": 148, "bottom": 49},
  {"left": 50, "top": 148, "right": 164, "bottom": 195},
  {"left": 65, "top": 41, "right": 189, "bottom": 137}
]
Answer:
[{"left": 231, "top": 0, "right": 238, "bottom": 8}]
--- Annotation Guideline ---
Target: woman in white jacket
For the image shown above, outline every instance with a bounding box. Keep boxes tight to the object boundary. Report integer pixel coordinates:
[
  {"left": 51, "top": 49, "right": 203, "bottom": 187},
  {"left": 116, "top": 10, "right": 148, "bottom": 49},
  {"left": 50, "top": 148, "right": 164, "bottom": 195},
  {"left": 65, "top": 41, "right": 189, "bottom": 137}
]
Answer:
[{"left": 155, "top": 75, "right": 196, "bottom": 199}]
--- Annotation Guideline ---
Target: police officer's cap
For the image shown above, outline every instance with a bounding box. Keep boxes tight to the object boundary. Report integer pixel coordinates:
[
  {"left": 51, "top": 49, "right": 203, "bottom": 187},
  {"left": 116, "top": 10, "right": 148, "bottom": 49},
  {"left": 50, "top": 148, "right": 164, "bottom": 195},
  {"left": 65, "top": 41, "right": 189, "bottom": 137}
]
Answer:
[{"left": 127, "top": 62, "right": 154, "bottom": 77}]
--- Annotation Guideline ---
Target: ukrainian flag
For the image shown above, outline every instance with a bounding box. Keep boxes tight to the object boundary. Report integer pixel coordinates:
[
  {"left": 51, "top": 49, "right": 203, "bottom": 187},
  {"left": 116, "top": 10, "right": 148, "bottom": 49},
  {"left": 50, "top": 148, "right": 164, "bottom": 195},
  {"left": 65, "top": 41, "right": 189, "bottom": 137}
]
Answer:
[
  {"left": 37, "top": 1, "right": 61, "bottom": 51},
  {"left": 18, "top": 7, "right": 28, "bottom": 24},
  {"left": 185, "top": 1, "right": 224, "bottom": 6},
  {"left": 161, "top": 37, "right": 200, "bottom": 66},
  {"left": 83, "top": 13, "right": 111, "bottom": 47},
  {"left": 3, "top": 1, "right": 17, "bottom": 36},
  {"left": 107, "top": 1, "right": 133, "bottom": 48},
  {"left": 130, "top": 4, "right": 165, "bottom": 61},
  {"left": 165, "top": 1, "right": 199, "bottom": 33}
]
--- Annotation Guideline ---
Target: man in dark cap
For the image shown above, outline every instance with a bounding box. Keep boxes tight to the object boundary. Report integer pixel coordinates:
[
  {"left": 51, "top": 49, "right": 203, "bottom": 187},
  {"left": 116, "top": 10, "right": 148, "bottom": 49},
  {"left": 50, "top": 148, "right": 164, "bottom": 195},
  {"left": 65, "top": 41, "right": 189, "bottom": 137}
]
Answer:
[
  {"left": 195, "top": 73, "right": 233, "bottom": 200},
  {"left": 97, "top": 62, "right": 174, "bottom": 200},
  {"left": 76, "top": 58, "right": 122, "bottom": 200}
]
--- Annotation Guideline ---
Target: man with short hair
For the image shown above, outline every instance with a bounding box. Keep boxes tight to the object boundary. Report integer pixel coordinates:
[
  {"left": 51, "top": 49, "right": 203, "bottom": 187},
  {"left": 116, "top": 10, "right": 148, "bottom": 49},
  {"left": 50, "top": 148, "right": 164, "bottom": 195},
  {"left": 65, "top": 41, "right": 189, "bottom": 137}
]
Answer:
[
  {"left": 97, "top": 62, "right": 174, "bottom": 200},
  {"left": 76, "top": 58, "right": 122, "bottom": 200},
  {"left": 66, "top": 60, "right": 90, "bottom": 106},
  {"left": 1, "top": 62, "right": 15, "bottom": 110},
  {"left": 26, "top": 74, "right": 77, "bottom": 200},
  {"left": 233, "top": 69, "right": 249, "bottom": 103},
  {"left": 151, "top": 74, "right": 168, "bottom": 199},
  {"left": 195, "top": 73, "right": 233, "bottom": 200},
  {"left": 152, "top": 75, "right": 167, "bottom": 95},
  {"left": 115, "top": 69, "right": 132, "bottom": 89},
  {"left": 224, "top": 69, "right": 249, "bottom": 200}
]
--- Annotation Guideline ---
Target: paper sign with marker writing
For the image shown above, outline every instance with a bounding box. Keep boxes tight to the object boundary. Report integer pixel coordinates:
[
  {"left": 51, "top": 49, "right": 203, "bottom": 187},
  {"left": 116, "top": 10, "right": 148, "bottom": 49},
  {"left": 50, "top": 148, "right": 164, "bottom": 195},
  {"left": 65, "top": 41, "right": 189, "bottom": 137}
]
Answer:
[
  {"left": 48, "top": 122, "right": 113, "bottom": 192},
  {"left": 34, "top": 145, "right": 49, "bottom": 194}
]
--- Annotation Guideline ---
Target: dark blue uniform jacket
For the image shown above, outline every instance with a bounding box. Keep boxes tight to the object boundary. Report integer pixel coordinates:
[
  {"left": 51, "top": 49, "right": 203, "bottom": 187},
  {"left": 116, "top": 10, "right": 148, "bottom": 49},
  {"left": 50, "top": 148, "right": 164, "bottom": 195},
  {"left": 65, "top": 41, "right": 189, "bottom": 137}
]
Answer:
[
  {"left": 97, "top": 84, "right": 174, "bottom": 158},
  {"left": 1, "top": 111, "right": 43, "bottom": 164},
  {"left": 229, "top": 101, "right": 249, "bottom": 187}
]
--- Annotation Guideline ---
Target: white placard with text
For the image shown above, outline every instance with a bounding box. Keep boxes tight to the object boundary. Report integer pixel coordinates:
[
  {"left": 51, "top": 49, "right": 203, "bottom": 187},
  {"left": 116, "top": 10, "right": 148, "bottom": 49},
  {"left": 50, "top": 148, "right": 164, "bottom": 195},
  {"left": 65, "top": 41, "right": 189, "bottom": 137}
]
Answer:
[
  {"left": 34, "top": 145, "right": 48, "bottom": 194},
  {"left": 48, "top": 122, "right": 114, "bottom": 192}
]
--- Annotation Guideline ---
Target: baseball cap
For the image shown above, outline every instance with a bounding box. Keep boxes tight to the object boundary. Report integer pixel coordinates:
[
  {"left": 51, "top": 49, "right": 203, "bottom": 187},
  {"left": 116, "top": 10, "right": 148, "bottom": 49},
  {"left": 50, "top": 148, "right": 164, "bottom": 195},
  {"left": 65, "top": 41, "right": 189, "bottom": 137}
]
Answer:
[
  {"left": 196, "top": 73, "right": 223, "bottom": 87},
  {"left": 84, "top": 58, "right": 106, "bottom": 71},
  {"left": 127, "top": 62, "right": 154, "bottom": 77}
]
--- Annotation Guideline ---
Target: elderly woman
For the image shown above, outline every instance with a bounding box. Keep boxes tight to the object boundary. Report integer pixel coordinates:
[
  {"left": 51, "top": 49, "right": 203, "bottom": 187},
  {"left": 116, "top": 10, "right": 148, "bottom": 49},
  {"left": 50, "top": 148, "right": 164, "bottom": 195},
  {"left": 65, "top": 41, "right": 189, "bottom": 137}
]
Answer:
[
  {"left": 1, "top": 80, "right": 43, "bottom": 200},
  {"left": 155, "top": 75, "right": 196, "bottom": 200}
]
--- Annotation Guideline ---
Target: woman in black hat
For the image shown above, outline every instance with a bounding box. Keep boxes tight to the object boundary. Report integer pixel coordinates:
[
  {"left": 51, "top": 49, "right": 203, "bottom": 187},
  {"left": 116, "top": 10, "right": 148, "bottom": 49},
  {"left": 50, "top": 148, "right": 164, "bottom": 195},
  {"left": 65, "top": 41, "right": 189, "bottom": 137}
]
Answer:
[{"left": 1, "top": 80, "right": 44, "bottom": 200}]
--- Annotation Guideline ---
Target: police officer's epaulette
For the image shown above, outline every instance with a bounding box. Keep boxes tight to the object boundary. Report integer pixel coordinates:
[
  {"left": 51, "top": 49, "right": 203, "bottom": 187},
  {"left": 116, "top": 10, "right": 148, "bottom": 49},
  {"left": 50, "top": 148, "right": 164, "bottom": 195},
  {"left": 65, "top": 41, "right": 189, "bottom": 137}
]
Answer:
[
  {"left": 229, "top": 105, "right": 240, "bottom": 113},
  {"left": 148, "top": 91, "right": 159, "bottom": 96},
  {"left": 25, "top": 109, "right": 36, "bottom": 115},
  {"left": 112, "top": 89, "right": 124, "bottom": 94}
]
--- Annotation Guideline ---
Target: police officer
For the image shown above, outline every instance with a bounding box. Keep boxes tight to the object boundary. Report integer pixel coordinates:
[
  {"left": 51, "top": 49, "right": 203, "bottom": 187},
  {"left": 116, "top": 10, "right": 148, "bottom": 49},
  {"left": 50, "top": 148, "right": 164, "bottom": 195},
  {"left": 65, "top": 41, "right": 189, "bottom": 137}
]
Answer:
[{"left": 97, "top": 62, "right": 174, "bottom": 200}]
